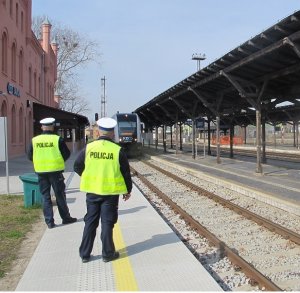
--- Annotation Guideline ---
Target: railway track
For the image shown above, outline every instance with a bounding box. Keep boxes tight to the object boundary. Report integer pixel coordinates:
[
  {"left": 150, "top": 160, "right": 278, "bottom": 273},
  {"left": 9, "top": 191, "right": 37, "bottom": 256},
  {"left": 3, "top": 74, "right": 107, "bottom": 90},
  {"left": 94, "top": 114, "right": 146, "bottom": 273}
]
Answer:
[
  {"left": 130, "top": 160, "right": 300, "bottom": 291},
  {"left": 210, "top": 146, "right": 300, "bottom": 162}
]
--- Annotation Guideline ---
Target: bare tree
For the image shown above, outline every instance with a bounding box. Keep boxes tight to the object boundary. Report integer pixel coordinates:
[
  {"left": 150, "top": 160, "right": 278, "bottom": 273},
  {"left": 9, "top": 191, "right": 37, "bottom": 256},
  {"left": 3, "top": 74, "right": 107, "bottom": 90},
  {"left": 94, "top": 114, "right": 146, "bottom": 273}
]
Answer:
[
  {"left": 32, "top": 16, "right": 101, "bottom": 115},
  {"left": 58, "top": 80, "right": 90, "bottom": 114}
]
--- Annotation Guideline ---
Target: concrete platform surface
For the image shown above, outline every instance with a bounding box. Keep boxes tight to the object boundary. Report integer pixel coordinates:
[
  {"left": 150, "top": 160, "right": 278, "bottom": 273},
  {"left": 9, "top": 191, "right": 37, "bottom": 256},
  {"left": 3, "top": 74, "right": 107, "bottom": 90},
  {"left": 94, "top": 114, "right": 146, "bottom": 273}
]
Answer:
[{"left": 14, "top": 171, "right": 221, "bottom": 291}]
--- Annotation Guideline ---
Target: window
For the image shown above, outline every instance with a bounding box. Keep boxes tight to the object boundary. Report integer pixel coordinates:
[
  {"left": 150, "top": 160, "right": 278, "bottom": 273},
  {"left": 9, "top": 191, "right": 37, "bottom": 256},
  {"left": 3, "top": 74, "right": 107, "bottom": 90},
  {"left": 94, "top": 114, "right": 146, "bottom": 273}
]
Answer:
[
  {"left": 1, "top": 32, "right": 8, "bottom": 73},
  {"left": 38, "top": 75, "right": 41, "bottom": 99},
  {"left": 1, "top": 101, "right": 7, "bottom": 117},
  {"left": 19, "top": 107, "right": 23, "bottom": 142},
  {"left": 47, "top": 82, "right": 49, "bottom": 104},
  {"left": 15, "top": 3, "right": 18, "bottom": 26},
  {"left": 9, "top": 0, "right": 13, "bottom": 17},
  {"left": 11, "top": 42, "right": 17, "bottom": 80},
  {"left": 28, "top": 67, "right": 32, "bottom": 94},
  {"left": 34, "top": 72, "right": 37, "bottom": 97},
  {"left": 21, "top": 11, "right": 24, "bottom": 32},
  {"left": 19, "top": 49, "right": 23, "bottom": 84},
  {"left": 11, "top": 105, "right": 16, "bottom": 143}
]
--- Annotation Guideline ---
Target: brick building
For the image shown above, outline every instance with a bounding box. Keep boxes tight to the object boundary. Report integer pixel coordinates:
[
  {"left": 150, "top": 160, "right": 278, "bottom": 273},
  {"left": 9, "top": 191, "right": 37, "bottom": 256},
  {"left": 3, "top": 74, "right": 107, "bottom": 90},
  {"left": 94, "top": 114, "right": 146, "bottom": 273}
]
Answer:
[{"left": 0, "top": 0, "right": 88, "bottom": 158}]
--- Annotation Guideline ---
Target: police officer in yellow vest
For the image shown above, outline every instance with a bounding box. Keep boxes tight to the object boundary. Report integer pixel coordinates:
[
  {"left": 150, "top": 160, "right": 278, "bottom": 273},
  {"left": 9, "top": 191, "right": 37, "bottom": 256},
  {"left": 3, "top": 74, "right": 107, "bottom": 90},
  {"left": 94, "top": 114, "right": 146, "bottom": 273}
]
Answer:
[
  {"left": 74, "top": 117, "right": 132, "bottom": 263},
  {"left": 27, "top": 117, "right": 77, "bottom": 229}
]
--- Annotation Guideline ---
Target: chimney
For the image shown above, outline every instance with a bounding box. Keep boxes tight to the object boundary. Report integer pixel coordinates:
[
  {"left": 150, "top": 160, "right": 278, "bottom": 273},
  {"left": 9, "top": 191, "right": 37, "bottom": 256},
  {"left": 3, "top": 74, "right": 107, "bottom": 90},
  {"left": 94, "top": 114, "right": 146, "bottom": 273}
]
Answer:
[{"left": 42, "top": 17, "right": 52, "bottom": 53}]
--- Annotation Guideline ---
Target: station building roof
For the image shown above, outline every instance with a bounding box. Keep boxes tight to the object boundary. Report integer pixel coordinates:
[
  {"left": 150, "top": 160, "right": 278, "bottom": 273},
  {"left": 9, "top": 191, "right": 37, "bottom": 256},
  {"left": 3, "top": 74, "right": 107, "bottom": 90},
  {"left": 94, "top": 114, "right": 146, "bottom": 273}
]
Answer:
[
  {"left": 33, "top": 102, "right": 89, "bottom": 130},
  {"left": 135, "top": 10, "right": 300, "bottom": 130}
]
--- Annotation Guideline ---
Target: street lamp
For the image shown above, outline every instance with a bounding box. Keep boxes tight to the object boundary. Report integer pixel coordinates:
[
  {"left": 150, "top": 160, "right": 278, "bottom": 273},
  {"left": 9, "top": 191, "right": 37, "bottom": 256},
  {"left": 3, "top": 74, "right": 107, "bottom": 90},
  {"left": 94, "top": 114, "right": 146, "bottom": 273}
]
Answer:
[{"left": 192, "top": 53, "right": 206, "bottom": 71}]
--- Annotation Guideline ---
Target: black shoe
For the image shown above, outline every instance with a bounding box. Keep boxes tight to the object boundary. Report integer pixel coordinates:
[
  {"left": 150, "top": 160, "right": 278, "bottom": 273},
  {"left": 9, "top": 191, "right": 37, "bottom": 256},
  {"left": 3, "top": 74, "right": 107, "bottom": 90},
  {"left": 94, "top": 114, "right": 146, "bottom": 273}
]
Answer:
[
  {"left": 47, "top": 222, "right": 56, "bottom": 229},
  {"left": 82, "top": 257, "right": 90, "bottom": 263},
  {"left": 103, "top": 252, "right": 120, "bottom": 263},
  {"left": 62, "top": 217, "right": 77, "bottom": 225}
]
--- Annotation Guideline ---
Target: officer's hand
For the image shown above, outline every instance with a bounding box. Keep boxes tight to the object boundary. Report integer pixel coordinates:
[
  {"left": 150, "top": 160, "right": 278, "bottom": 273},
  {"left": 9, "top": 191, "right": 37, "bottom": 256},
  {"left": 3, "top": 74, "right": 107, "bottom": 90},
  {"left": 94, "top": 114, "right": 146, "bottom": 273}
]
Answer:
[{"left": 122, "top": 193, "right": 131, "bottom": 201}]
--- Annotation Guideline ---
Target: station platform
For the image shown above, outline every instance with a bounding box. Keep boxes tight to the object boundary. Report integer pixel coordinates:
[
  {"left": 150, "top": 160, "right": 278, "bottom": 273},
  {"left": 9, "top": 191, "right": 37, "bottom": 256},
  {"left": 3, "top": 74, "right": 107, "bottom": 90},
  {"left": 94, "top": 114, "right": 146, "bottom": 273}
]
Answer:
[
  {"left": 1, "top": 145, "right": 299, "bottom": 291},
  {"left": 14, "top": 171, "right": 222, "bottom": 291},
  {"left": 144, "top": 144, "right": 300, "bottom": 216}
]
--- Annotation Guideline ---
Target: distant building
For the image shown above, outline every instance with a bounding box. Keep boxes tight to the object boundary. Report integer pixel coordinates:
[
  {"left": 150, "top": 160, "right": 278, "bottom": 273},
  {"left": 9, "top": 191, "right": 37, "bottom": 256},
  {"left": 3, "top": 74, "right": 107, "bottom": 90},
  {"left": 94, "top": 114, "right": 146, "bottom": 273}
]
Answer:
[{"left": 0, "top": 0, "right": 88, "bottom": 158}]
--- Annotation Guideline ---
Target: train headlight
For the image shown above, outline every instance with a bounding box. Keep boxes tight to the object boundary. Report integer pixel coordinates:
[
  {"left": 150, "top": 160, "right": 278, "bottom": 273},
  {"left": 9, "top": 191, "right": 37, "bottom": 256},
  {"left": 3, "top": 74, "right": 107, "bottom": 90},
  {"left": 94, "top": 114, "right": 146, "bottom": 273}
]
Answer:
[{"left": 119, "top": 138, "right": 122, "bottom": 142}]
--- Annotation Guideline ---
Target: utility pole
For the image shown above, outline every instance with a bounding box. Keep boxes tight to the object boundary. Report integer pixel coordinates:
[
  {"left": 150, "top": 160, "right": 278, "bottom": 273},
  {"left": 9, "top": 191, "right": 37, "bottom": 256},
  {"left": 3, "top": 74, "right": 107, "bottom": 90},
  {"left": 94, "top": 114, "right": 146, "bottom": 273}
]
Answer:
[
  {"left": 101, "top": 76, "right": 106, "bottom": 118},
  {"left": 192, "top": 53, "right": 206, "bottom": 71}
]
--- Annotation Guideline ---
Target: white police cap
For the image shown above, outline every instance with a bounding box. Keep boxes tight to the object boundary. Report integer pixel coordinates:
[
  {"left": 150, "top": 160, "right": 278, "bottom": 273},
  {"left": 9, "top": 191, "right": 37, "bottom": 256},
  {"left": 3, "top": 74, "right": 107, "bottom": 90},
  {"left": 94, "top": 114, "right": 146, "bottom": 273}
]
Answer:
[
  {"left": 40, "top": 117, "right": 55, "bottom": 125},
  {"left": 96, "top": 117, "right": 117, "bottom": 131}
]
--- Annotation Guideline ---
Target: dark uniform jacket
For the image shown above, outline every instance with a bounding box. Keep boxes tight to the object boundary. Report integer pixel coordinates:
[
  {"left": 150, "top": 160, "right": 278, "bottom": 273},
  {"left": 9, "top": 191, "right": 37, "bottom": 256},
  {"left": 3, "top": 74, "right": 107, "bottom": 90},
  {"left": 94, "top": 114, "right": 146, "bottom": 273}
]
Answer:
[
  {"left": 27, "top": 131, "right": 71, "bottom": 174},
  {"left": 73, "top": 136, "right": 132, "bottom": 194}
]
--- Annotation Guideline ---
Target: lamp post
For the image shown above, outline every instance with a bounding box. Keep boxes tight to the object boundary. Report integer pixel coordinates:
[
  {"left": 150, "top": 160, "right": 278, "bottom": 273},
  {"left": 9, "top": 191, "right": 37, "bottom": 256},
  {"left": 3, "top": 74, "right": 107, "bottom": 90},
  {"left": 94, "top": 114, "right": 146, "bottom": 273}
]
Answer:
[{"left": 192, "top": 53, "right": 206, "bottom": 71}]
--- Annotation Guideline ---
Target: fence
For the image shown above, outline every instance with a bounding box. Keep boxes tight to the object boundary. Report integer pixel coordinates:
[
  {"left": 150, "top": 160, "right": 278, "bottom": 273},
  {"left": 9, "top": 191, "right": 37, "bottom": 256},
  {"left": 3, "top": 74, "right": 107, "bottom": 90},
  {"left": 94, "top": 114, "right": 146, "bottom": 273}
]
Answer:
[{"left": 211, "top": 136, "right": 244, "bottom": 145}]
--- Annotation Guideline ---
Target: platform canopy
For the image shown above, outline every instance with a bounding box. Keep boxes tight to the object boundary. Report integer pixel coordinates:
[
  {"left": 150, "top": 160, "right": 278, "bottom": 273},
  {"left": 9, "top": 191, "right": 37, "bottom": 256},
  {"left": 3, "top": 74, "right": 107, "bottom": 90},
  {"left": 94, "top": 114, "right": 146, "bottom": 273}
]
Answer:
[
  {"left": 135, "top": 10, "right": 300, "bottom": 130},
  {"left": 33, "top": 102, "right": 89, "bottom": 129}
]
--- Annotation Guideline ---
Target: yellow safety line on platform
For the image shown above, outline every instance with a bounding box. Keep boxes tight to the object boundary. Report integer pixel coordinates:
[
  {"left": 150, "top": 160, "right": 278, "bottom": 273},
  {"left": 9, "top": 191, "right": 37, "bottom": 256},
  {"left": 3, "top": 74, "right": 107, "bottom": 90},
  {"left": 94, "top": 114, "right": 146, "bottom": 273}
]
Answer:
[{"left": 113, "top": 222, "right": 138, "bottom": 291}]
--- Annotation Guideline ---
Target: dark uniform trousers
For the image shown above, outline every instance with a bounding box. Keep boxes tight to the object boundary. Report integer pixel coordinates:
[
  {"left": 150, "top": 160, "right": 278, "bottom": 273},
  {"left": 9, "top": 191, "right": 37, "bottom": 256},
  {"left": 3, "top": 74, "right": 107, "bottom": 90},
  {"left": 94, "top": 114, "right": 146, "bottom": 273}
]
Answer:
[
  {"left": 38, "top": 172, "right": 71, "bottom": 225},
  {"left": 79, "top": 193, "right": 119, "bottom": 259}
]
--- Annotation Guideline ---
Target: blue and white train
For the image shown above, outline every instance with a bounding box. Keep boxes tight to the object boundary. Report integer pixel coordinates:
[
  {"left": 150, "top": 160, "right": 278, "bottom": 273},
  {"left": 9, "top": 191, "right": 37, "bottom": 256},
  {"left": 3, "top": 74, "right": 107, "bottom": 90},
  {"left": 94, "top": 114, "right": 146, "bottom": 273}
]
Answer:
[{"left": 112, "top": 112, "right": 143, "bottom": 158}]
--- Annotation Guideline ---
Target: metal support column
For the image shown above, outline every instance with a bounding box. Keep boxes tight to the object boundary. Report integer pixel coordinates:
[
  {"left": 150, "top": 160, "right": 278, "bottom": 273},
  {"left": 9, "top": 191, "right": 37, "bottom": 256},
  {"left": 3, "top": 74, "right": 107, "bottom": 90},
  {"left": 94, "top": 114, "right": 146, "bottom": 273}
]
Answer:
[
  {"left": 216, "top": 115, "right": 221, "bottom": 164},
  {"left": 155, "top": 127, "right": 158, "bottom": 150},
  {"left": 296, "top": 121, "right": 299, "bottom": 149},
  {"left": 175, "top": 122, "right": 178, "bottom": 155},
  {"left": 207, "top": 117, "right": 211, "bottom": 155},
  {"left": 170, "top": 126, "right": 173, "bottom": 149},
  {"left": 163, "top": 125, "right": 166, "bottom": 153},
  {"left": 192, "top": 119, "right": 196, "bottom": 159},
  {"left": 179, "top": 123, "right": 183, "bottom": 150},
  {"left": 229, "top": 124, "right": 234, "bottom": 158},
  {"left": 293, "top": 121, "right": 296, "bottom": 148},
  {"left": 256, "top": 110, "right": 263, "bottom": 173},
  {"left": 262, "top": 118, "right": 266, "bottom": 163}
]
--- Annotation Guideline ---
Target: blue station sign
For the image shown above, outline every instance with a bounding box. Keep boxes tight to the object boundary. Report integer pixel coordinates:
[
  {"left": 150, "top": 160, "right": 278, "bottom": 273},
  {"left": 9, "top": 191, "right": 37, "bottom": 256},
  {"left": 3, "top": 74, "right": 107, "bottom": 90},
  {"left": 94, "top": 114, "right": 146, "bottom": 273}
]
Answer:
[{"left": 7, "top": 82, "right": 20, "bottom": 97}]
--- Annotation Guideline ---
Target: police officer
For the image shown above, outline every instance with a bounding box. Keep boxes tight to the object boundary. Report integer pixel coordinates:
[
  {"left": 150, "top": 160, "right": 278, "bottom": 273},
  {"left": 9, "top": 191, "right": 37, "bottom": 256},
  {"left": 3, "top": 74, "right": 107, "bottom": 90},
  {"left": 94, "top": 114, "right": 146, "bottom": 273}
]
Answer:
[
  {"left": 27, "top": 117, "right": 77, "bottom": 229},
  {"left": 74, "top": 117, "right": 132, "bottom": 263}
]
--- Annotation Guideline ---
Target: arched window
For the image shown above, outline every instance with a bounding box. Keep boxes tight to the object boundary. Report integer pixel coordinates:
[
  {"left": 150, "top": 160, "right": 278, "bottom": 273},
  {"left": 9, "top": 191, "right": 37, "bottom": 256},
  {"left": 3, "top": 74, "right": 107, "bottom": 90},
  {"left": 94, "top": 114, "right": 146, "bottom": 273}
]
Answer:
[
  {"left": 47, "top": 82, "right": 50, "bottom": 105},
  {"left": 50, "top": 85, "right": 53, "bottom": 102},
  {"left": 38, "top": 75, "right": 41, "bottom": 99},
  {"left": 1, "top": 32, "right": 8, "bottom": 73},
  {"left": 34, "top": 72, "right": 37, "bottom": 97},
  {"left": 11, "top": 104, "right": 16, "bottom": 143},
  {"left": 19, "top": 49, "right": 23, "bottom": 84},
  {"left": 15, "top": 3, "right": 18, "bottom": 26},
  {"left": 27, "top": 111, "right": 32, "bottom": 140},
  {"left": 21, "top": 11, "right": 24, "bottom": 32},
  {"left": 19, "top": 107, "right": 23, "bottom": 142},
  {"left": 9, "top": 0, "right": 13, "bottom": 17},
  {"left": 11, "top": 42, "right": 17, "bottom": 80},
  {"left": 28, "top": 66, "right": 32, "bottom": 94},
  {"left": 1, "top": 101, "right": 7, "bottom": 116}
]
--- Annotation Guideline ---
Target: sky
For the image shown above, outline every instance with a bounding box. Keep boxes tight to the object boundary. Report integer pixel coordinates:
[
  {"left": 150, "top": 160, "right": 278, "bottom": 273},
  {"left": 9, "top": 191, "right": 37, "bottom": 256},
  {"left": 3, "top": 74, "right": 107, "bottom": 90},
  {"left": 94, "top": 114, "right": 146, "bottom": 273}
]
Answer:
[{"left": 32, "top": 0, "right": 300, "bottom": 123}]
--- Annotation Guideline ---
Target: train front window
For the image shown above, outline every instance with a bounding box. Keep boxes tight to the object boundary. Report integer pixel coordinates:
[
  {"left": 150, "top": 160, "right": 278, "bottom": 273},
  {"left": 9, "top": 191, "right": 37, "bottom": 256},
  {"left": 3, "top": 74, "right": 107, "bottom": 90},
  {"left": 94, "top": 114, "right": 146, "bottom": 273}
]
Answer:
[{"left": 118, "top": 121, "right": 137, "bottom": 136}]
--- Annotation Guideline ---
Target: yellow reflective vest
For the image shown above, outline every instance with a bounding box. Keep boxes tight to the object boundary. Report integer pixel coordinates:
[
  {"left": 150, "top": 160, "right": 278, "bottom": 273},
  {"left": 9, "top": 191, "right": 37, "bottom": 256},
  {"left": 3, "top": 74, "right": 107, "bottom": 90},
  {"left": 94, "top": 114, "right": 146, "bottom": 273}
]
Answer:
[
  {"left": 80, "top": 140, "right": 127, "bottom": 195},
  {"left": 32, "top": 134, "right": 65, "bottom": 172}
]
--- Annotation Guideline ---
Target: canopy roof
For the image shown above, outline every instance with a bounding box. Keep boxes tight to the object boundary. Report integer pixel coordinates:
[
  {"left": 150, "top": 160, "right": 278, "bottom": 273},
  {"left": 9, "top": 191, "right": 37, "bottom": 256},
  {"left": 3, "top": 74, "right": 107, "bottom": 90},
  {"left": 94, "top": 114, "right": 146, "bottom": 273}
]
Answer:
[
  {"left": 33, "top": 102, "right": 89, "bottom": 129},
  {"left": 135, "top": 10, "right": 300, "bottom": 129}
]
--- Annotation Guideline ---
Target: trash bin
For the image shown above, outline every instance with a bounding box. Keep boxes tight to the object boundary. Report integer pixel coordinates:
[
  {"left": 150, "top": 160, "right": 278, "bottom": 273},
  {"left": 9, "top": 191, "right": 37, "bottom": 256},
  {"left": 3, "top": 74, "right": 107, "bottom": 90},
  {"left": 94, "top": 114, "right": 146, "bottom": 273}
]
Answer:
[{"left": 19, "top": 173, "right": 42, "bottom": 208}]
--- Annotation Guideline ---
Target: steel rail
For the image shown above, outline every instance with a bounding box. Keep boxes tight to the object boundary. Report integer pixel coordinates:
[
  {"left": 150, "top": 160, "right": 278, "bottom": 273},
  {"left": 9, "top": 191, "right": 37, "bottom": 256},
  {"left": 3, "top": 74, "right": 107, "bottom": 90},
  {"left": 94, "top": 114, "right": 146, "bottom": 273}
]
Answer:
[
  {"left": 131, "top": 166, "right": 282, "bottom": 291},
  {"left": 143, "top": 160, "right": 300, "bottom": 246},
  {"left": 210, "top": 146, "right": 300, "bottom": 162}
]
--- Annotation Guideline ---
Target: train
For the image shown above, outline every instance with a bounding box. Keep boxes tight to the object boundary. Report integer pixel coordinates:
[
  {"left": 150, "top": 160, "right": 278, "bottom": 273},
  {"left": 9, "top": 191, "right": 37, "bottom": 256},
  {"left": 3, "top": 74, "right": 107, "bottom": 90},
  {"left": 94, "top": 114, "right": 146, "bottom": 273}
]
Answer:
[{"left": 112, "top": 112, "right": 143, "bottom": 158}]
